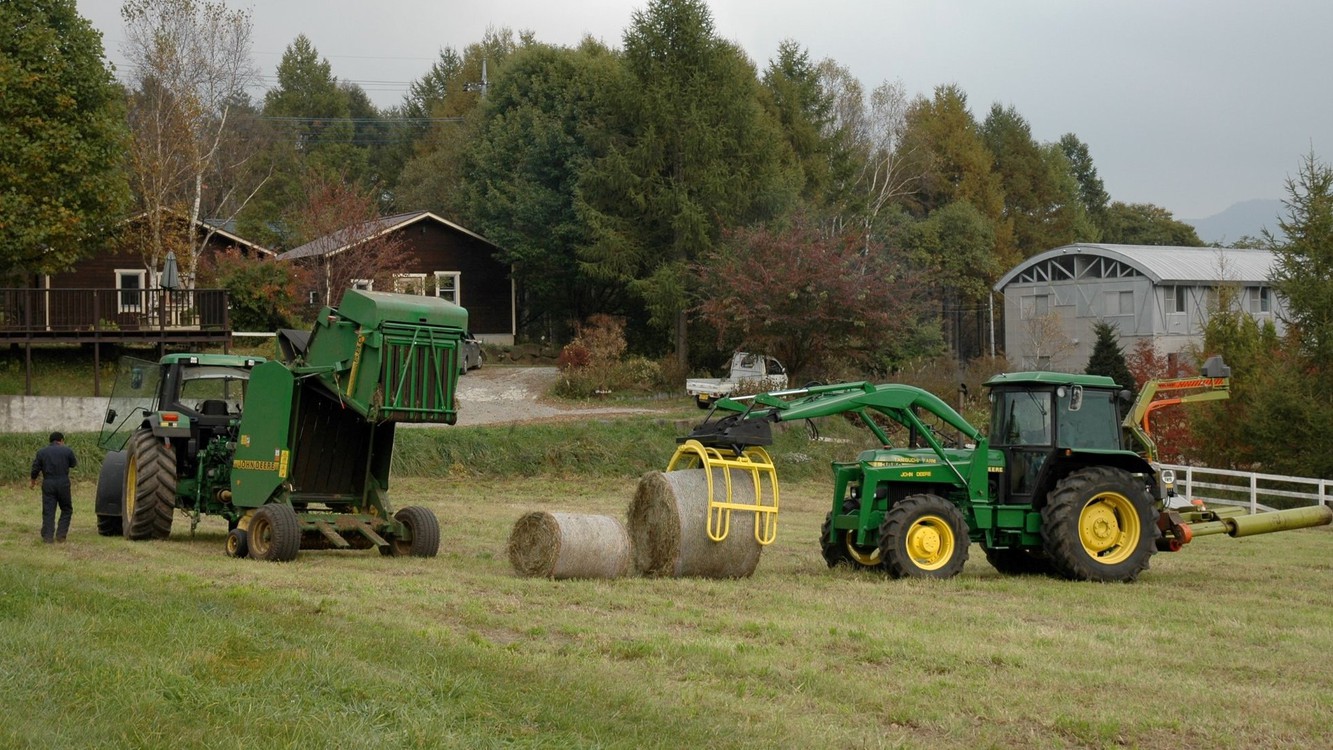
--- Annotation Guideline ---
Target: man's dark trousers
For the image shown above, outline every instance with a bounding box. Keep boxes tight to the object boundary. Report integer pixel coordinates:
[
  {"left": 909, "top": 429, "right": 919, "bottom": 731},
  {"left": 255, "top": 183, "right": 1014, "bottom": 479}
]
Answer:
[{"left": 41, "top": 479, "right": 72, "bottom": 543}]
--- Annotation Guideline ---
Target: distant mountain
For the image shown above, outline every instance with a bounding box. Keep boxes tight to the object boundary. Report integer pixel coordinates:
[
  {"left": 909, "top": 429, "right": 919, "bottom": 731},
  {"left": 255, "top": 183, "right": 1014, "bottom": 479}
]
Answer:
[{"left": 1185, "top": 199, "right": 1284, "bottom": 245}]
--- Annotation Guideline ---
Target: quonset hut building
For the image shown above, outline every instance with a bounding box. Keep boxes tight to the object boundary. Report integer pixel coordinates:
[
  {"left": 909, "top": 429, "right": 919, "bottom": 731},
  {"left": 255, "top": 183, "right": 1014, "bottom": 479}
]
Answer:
[{"left": 994, "top": 243, "right": 1284, "bottom": 371}]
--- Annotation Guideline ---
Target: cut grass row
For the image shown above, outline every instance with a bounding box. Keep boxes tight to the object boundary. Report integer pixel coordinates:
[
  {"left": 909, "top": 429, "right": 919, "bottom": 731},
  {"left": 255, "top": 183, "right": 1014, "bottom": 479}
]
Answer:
[{"left": 1, "top": 473, "right": 1331, "bottom": 748}]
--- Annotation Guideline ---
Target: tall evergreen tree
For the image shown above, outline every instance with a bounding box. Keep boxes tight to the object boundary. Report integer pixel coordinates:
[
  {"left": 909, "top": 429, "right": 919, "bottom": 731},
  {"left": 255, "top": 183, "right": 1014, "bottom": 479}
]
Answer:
[
  {"left": 1085, "top": 320, "right": 1135, "bottom": 391},
  {"left": 1058, "top": 133, "right": 1109, "bottom": 234},
  {"left": 0, "top": 0, "right": 130, "bottom": 280},
  {"left": 459, "top": 40, "right": 628, "bottom": 340},
  {"left": 577, "top": 0, "right": 797, "bottom": 363},
  {"left": 762, "top": 40, "right": 835, "bottom": 205},
  {"left": 1268, "top": 150, "right": 1333, "bottom": 364}
]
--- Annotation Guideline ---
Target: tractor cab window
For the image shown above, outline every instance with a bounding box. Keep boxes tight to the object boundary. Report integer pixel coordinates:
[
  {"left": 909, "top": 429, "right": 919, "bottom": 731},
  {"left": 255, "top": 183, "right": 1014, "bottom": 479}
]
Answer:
[
  {"left": 1057, "top": 387, "right": 1121, "bottom": 450},
  {"left": 993, "top": 390, "right": 1052, "bottom": 447},
  {"left": 176, "top": 366, "right": 252, "bottom": 416}
]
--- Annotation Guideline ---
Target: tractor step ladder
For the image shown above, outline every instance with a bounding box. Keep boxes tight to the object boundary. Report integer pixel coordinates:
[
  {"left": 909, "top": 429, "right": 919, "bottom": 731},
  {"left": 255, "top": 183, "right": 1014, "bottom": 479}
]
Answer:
[{"left": 666, "top": 439, "right": 779, "bottom": 545}]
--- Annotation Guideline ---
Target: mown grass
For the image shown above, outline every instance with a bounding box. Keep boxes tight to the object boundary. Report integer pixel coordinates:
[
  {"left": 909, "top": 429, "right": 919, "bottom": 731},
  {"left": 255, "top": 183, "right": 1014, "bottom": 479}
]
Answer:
[{"left": 2, "top": 453, "right": 1333, "bottom": 747}]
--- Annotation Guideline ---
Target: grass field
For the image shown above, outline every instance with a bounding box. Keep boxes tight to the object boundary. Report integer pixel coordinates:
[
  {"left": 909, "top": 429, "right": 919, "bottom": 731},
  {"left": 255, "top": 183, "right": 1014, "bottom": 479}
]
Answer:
[{"left": 2, "top": 461, "right": 1332, "bottom": 748}]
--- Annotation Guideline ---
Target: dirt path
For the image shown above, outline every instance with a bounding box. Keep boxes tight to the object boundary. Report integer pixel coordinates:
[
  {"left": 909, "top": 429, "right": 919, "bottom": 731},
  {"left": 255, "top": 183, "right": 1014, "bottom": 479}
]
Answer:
[{"left": 446, "top": 366, "right": 667, "bottom": 426}]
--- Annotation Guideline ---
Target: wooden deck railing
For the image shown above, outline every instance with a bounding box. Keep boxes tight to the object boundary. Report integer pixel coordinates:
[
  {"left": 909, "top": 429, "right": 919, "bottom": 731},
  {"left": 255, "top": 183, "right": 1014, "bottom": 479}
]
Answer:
[{"left": 0, "top": 288, "right": 230, "bottom": 337}]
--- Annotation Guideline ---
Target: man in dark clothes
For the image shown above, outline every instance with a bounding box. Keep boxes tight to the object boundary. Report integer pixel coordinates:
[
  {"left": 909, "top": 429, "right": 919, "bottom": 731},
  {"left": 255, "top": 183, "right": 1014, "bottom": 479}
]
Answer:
[{"left": 30, "top": 432, "right": 77, "bottom": 543}]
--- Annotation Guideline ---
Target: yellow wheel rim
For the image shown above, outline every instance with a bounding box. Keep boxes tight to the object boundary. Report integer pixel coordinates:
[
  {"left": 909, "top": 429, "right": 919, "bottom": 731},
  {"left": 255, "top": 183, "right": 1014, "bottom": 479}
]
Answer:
[
  {"left": 1078, "top": 491, "right": 1140, "bottom": 564},
  {"left": 125, "top": 456, "right": 138, "bottom": 520},
  {"left": 905, "top": 514, "right": 955, "bottom": 571},
  {"left": 845, "top": 531, "right": 882, "bottom": 566}
]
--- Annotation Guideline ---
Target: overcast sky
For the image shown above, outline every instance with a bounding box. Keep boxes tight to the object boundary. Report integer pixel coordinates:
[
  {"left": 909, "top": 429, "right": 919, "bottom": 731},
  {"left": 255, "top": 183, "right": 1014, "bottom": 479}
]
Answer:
[{"left": 75, "top": 0, "right": 1332, "bottom": 220}]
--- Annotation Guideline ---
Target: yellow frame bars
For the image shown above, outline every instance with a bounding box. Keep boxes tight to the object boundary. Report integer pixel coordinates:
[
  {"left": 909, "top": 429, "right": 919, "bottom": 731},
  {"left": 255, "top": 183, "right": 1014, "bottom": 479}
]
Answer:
[{"left": 665, "top": 439, "right": 780, "bottom": 545}]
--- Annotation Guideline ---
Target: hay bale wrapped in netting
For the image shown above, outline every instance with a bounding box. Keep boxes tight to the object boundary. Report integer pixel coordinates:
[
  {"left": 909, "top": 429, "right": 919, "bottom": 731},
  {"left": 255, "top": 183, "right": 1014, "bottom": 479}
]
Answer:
[
  {"left": 507, "top": 511, "right": 632, "bottom": 579},
  {"left": 627, "top": 469, "right": 765, "bottom": 578}
]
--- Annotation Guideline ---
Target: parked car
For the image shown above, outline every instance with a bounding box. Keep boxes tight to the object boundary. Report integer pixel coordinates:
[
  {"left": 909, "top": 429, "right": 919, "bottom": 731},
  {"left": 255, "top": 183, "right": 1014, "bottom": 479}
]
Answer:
[{"left": 459, "top": 332, "right": 483, "bottom": 374}]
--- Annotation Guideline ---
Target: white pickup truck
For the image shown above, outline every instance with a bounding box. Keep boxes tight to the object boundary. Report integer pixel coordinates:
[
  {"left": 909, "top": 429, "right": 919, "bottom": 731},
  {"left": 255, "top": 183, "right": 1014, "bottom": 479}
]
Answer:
[{"left": 685, "top": 352, "right": 788, "bottom": 409}]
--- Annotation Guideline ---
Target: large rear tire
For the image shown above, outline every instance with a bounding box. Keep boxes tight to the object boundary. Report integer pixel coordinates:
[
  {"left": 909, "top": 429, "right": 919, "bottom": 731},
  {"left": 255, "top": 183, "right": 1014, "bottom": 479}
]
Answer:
[
  {"left": 95, "top": 450, "right": 126, "bottom": 537},
  {"left": 878, "top": 494, "right": 969, "bottom": 579},
  {"left": 387, "top": 506, "right": 440, "bottom": 558},
  {"left": 248, "top": 504, "right": 300, "bottom": 562},
  {"left": 1041, "top": 466, "right": 1156, "bottom": 582},
  {"left": 122, "top": 429, "right": 175, "bottom": 540}
]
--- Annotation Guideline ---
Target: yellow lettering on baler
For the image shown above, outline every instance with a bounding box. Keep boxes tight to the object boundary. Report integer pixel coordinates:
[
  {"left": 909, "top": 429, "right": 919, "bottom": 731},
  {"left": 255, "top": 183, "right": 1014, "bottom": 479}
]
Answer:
[{"left": 233, "top": 460, "right": 279, "bottom": 472}]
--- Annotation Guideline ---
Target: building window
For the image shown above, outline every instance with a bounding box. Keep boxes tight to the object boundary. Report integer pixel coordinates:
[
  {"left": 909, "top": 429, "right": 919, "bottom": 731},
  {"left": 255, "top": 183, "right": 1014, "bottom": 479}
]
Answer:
[
  {"left": 1249, "top": 286, "right": 1271, "bottom": 314},
  {"left": 393, "top": 273, "right": 427, "bottom": 295},
  {"left": 308, "top": 290, "right": 320, "bottom": 306},
  {"left": 351, "top": 278, "right": 373, "bottom": 291},
  {"left": 1020, "top": 294, "right": 1050, "bottom": 320},
  {"left": 434, "top": 271, "right": 460, "bottom": 304},
  {"left": 116, "top": 269, "right": 146, "bottom": 312},
  {"left": 1107, "top": 290, "right": 1133, "bottom": 316},
  {"left": 1165, "top": 285, "right": 1187, "bottom": 314}
]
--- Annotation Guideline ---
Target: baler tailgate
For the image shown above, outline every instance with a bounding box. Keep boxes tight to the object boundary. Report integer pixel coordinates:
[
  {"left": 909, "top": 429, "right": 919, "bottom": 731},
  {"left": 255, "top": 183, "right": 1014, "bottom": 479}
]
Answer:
[{"left": 380, "top": 322, "right": 458, "bottom": 422}]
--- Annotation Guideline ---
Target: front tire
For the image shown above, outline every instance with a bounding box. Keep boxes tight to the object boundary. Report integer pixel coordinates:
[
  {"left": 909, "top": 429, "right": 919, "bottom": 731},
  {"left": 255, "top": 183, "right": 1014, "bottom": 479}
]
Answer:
[
  {"left": 387, "top": 506, "right": 440, "bottom": 557},
  {"left": 248, "top": 504, "right": 300, "bottom": 562},
  {"left": 95, "top": 450, "right": 126, "bottom": 536},
  {"left": 1041, "top": 466, "right": 1156, "bottom": 582},
  {"left": 225, "top": 528, "right": 249, "bottom": 558},
  {"left": 122, "top": 429, "right": 175, "bottom": 540},
  {"left": 878, "top": 494, "right": 969, "bottom": 579}
]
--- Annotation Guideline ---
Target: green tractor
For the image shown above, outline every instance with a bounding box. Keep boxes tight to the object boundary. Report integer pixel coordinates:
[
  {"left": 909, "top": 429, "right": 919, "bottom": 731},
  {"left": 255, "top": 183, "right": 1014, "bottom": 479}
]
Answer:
[
  {"left": 95, "top": 290, "right": 468, "bottom": 561},
  {"left": 681, "top": 360, "right": 1330, "bottom": 582}
]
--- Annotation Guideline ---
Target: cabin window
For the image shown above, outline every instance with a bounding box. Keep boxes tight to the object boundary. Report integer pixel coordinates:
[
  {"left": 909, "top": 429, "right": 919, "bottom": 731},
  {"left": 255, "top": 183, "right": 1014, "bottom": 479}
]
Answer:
[
  {"left": 393, "top": 273, "right": 427, "bottom": 295},
  {"left": 116, "top": 269, "right": 147, "bottom": 312},
  {"left": 434, "top": 271, "right": 460, "bottom": 304}
]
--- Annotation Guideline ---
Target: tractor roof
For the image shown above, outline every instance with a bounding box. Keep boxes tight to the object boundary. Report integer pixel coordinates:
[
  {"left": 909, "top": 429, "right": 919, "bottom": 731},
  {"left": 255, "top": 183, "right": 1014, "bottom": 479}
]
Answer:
[
  {"left": 159, "top": 353, "right": 266, "bottom": 368},
  {"left": 984, "top": 371, "right": 1121, "bottom": 389}
]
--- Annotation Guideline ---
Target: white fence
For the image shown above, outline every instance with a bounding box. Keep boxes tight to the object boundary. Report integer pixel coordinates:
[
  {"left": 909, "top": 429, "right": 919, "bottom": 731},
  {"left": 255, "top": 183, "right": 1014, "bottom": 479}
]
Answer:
[{"left": 1159, "top": 463, "right": 1331, "bottom": 513}]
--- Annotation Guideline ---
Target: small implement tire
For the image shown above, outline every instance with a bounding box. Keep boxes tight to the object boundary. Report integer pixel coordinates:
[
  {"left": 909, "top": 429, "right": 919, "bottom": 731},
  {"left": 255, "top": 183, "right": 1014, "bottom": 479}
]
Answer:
[
  {"left": 122, "top": 429, "right": 175, "bottom": 541},
  {"left": 225, "top": 528, "right": 249, "bottom": 559},
  {"left": 1041, "top": 466, "right": 1156, "bottom": 582},
  {"left": 878, "top": 494, "right": 969, "bottom": 579},
  {"left": 819, "top": 512, "right": 849, "bottom": 567},
  {"left": 248, "top": 504, "right": 300, "bottom": 562},
  {"left": 983, "top": 547, "right": 1054, "bottom": 576},
  {"left": 95, "top": 450, "right": 126, "bottom": 536},
  {"left": 387, "top": 506, "right": 440, "bottom": 558}
]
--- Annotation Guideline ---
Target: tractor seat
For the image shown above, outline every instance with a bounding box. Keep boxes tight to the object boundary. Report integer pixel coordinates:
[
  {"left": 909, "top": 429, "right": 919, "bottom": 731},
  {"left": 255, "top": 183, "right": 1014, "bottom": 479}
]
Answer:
[{"left": 200, "top": 399, "right": 230, "bottom": 417}]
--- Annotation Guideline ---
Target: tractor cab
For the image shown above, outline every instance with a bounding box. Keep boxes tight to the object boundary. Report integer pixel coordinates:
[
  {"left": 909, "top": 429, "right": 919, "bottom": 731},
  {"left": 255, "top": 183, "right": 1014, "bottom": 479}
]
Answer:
[{"left": 985, "top": 372, "right": 1130, "bottom": 505}]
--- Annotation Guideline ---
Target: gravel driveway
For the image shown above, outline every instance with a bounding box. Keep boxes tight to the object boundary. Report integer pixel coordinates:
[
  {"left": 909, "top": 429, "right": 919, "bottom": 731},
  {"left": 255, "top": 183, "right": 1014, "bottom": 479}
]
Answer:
[{"left": 448, "top": 366, "right": 666, "bottom": 426}]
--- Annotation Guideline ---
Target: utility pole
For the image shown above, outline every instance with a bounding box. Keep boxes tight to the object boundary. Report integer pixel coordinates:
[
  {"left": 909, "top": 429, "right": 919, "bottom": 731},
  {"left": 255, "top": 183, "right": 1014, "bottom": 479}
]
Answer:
[{"left": 463, "top": 59, "right": 489, "bottom": 96}]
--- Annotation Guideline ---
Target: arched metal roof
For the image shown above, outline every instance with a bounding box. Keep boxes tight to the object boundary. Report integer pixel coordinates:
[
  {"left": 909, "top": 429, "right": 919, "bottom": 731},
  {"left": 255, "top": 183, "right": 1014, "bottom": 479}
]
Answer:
[{"left": 994, "top": 243, "right": 1277, "bottom": 290}]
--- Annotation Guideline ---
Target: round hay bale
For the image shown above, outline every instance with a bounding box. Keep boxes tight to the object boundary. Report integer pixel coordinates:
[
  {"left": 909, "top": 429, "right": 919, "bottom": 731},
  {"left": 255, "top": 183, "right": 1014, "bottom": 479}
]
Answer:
[
  {"left": 627, "top": 469, "right": 764, "bottom": 578},
  {"left": 507, "top": 511, "right": 631, "bottom": 579}
]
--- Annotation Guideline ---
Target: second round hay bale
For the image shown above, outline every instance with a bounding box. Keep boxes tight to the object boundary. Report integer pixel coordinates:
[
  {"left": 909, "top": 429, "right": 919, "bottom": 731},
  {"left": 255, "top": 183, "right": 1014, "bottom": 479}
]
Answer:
[
  {"left": 628, "top": 468, "right": 765, "bottom": 578},
  {"left": 507, "top": 511, "right": 631, "bottom": 579}
]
